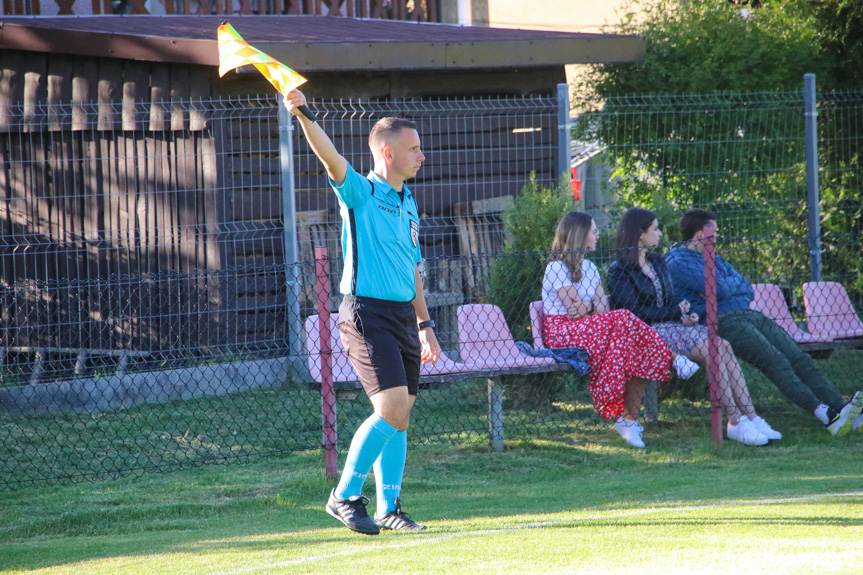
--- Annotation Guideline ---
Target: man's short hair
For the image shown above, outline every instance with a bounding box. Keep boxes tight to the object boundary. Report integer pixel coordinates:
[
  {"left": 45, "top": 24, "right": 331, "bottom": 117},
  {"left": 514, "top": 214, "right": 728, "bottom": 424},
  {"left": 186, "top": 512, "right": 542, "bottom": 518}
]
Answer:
[
  {"left": 680, "top": 208, "right": 717, "bottom": 240},
  {"left": 369, "top": 117, "right": 418, "bottom": 150}
]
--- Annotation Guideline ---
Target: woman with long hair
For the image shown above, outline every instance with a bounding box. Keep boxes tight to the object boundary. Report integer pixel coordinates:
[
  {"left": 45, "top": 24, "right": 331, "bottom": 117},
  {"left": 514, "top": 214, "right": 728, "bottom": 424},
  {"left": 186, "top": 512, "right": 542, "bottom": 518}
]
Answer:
[
  {"left": 542, "top": 211, "right": 699, "bottom": 448},
  {"left": 608, "top": 207, "right": 781, "bottom": 446}
]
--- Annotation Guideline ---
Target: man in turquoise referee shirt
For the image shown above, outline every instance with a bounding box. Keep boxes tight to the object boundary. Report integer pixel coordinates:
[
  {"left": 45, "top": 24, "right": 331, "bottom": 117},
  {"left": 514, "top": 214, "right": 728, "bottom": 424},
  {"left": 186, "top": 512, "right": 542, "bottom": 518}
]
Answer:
[{"left": 285, "top": 89, "right": 441, "bottom": 535}]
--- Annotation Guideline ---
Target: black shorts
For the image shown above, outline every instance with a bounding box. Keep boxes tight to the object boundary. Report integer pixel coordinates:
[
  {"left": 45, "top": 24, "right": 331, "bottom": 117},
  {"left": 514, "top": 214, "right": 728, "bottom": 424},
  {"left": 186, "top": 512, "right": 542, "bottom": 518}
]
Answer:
[{"left": 338, "top": 295, "right": 422, "bottom": 397}]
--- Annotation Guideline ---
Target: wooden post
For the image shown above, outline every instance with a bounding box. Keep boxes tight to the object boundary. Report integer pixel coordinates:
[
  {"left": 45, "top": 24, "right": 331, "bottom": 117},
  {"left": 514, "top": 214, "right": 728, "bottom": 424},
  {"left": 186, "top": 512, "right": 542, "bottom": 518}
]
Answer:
[
  {"left": 703, "top": 225, "right": 723, "bottom": 446},
  {"left": 315, "top": 247, "right": 339, "bottom": 481}
]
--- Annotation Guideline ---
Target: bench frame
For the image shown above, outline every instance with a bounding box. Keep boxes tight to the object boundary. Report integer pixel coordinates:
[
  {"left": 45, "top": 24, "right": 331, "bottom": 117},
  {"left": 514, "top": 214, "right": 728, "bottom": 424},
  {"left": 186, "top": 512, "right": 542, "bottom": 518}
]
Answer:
[{"left": 307, "top": 250, "right": 571, "bottom": 459}]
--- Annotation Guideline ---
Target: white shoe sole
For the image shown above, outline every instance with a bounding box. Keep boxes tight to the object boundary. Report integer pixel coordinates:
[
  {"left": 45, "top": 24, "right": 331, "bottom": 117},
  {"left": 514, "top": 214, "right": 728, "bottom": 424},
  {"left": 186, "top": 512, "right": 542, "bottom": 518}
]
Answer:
[{"left": 836, "top": 392, "right": 863, "bottom": 438}]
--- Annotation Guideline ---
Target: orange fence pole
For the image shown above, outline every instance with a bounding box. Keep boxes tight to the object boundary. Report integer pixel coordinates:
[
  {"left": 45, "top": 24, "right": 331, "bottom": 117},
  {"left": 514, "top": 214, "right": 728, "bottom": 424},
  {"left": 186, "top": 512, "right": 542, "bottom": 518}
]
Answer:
[{"left": 703, "top": 225, "right": 723, "bottom": 446}]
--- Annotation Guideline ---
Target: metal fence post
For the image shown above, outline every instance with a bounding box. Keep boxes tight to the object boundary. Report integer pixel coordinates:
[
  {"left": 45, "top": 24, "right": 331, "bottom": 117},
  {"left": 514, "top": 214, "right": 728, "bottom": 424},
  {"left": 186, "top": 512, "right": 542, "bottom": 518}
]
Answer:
[
  {"left": 557, "top": 83, "right": 571, "bottom": 182},
  {"left": 804, "top": 73, "right": 822, "bottom": 282},
  {"left": 703, "top": 225, "right": 723, "bottom": 446},
  {"left": 487, "top": 377, "right": 504, "bottom": 452},
  {"left": 278, "top": 101, "right": 314, "bottom": 384}
]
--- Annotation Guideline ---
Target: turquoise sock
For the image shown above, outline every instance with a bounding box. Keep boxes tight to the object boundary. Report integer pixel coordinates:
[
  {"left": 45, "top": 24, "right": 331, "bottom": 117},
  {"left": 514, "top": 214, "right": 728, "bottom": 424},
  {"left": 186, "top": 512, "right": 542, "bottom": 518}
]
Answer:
[
  {"left": 374, "top": 430, "right": 407, "bottom": 513},
  {"left": 334, "top": 414, "right": 398, "bottom": 500}
]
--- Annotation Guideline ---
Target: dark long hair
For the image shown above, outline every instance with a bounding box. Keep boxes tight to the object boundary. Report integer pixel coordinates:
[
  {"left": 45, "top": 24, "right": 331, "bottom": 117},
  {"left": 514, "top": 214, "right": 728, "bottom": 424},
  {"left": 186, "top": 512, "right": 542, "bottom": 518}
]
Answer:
[{"left": 616, "top": 207, "right": 657, "bottom": 269}]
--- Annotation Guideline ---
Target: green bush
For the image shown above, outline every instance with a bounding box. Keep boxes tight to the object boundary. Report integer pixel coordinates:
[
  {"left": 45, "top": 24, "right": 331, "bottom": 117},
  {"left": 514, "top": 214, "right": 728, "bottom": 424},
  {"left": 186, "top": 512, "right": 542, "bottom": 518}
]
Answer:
[
  {"left": 488, "top": 173, "right": 573, "bottom": 340},
  {"left": 487, "top": 173, "right": 574, "bottom": 410}
]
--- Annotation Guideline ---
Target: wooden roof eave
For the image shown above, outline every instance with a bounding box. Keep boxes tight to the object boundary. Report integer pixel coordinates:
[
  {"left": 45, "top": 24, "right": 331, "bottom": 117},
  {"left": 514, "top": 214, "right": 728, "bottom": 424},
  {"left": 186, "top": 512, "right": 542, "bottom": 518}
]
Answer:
[
  {"left": 0, "top": 24, "right": 216, "bottom": 66},
  {"left": 0, "top": 22, "right": 645, "bottom": 71},
  {"left": 261, "top": 36, "right": 646, "bottom": 71}
]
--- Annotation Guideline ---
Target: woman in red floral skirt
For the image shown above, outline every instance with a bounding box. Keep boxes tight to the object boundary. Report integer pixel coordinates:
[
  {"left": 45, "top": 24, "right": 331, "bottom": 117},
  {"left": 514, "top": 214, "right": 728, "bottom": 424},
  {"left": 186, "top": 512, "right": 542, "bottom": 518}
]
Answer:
[{"left": 542, "top": 211, "right": 699, "bottom": 448}]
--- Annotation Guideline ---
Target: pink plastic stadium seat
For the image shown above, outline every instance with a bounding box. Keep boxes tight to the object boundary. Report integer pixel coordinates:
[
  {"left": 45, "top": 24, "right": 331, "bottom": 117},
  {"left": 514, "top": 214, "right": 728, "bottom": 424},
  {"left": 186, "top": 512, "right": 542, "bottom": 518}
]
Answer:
[
  {"left": 802, "top": 281, "right": 863, "bottom": 339},
  {"left": 304, "top": 313, "right": 359, "bottom": 384},
  {"left": 419, "top": 350, "right": 476, "bottom": 376},
  {"left": 305, "top": 314, "right": 472, "bottom": 383},
  {"left": 749, "top": 283, "right": 834, "bottom": 343},
  {"left": 529, "top": 300, "right": 546, "bottom": 349},
  {"left": 457, "top": 304, "right": 556, "bottom": 370}
]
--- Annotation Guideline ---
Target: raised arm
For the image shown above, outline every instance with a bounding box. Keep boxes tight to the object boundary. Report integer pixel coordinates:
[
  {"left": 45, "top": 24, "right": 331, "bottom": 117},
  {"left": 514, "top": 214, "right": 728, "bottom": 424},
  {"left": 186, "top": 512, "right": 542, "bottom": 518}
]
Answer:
[{"left": 284, "top": 89, "right": 348, "bottom": 185}]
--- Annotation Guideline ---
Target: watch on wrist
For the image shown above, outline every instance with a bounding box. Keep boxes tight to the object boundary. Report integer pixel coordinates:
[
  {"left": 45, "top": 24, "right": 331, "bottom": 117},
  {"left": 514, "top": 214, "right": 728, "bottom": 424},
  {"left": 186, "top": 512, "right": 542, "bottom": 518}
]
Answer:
[
  {"left": 418, "top": 320, "right": 436, "bottom": 330},
  {"left": 588, "top": 301, "right": 596, "bottom": 314}
]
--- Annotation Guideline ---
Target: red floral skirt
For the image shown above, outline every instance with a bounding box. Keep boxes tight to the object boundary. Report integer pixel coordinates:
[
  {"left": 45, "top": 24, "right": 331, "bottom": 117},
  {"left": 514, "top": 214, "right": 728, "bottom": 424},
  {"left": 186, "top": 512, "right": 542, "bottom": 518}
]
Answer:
[{"left": 543, "top": 309, "right": 671, "bottom": 419}]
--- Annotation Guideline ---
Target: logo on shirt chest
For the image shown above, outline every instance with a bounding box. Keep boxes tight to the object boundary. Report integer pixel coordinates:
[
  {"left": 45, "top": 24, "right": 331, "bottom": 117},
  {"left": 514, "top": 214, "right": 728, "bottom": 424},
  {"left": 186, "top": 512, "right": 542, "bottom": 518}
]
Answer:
[{"left": 375, "top": 202, "right": 398, "bottom": 216}]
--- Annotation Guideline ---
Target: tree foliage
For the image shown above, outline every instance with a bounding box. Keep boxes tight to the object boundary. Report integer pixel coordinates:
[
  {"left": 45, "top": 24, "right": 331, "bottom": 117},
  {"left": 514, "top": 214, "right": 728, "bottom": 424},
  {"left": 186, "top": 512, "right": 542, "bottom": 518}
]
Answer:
[
  {"left": 572, "top": 0, "right": 863, "bottom": 293},
  {"left": 580, "top": 0, "right": 823, "bottom": 97},
  {"left": 487, "top": 173, "right": 572, "bottom": 343},
  {"left": 800, "top": 0, "right": 863, "bottom": 89}
]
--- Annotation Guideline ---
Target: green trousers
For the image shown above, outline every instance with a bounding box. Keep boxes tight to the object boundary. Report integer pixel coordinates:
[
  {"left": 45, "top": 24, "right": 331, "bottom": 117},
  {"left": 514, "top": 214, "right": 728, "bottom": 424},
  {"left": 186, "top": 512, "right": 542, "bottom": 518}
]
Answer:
[{"left": 717, "top": 309, "right": 845, "bottom": 413}]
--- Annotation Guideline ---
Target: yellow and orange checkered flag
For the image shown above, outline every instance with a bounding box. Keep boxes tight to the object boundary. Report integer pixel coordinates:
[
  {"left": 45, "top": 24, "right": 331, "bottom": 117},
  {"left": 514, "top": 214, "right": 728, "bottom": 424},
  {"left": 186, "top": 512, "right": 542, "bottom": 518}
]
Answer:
[{"left": 218, "top": 21, "right": 317, "bottom": 121}]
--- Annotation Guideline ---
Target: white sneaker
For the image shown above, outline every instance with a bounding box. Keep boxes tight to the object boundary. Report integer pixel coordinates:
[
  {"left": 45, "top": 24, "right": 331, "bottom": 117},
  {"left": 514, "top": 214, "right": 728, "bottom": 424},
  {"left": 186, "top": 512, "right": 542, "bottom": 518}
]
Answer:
[
  {"left": 614, "top": 417, "right": 645, "bottom": 448},
  {"left": 673, "top": 355, "right": 700, "bottom": 380},
  {"left": 829, "top": 391, "right": 863, "bottom": 437},
  {"left": 748, "top": 416, "right": 782, "bottom": 440},
  {"left": 853, "top": 413, "right": 863, "bottom": 432},
  {"left": 813, "top": 403, "right": 830, "bottom": 425},
  {"left": 727, "top": 417, "right": 768, "bottom": 446}
]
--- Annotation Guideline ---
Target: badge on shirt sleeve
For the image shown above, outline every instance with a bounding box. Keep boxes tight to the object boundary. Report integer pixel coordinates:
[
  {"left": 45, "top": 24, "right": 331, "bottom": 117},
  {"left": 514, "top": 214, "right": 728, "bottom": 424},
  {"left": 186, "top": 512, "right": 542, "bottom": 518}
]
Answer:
[{"left": 410, "top": 219, "right": 419, "bottom": 247}]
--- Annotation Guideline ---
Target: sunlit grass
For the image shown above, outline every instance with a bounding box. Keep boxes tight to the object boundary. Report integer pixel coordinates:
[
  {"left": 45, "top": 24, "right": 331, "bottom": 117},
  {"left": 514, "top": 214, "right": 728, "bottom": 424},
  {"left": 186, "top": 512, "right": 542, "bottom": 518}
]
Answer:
[{"left": 1, "top": 415, "right": 862, "bottom": 574}]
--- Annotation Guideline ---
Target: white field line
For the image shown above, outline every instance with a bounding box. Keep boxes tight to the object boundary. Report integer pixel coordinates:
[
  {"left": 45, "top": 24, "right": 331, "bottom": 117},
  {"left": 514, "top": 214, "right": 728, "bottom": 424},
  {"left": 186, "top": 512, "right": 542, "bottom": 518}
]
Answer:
[{"left": 209, "top": 490, "right": 863, "bottom": 575}]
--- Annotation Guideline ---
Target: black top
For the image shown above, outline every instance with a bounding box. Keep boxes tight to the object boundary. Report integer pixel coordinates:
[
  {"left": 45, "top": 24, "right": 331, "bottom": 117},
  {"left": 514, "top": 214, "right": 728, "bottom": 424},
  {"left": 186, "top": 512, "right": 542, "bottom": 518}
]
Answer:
[{"left": 607, "top": 253, "right": 684, "bottom": 325}]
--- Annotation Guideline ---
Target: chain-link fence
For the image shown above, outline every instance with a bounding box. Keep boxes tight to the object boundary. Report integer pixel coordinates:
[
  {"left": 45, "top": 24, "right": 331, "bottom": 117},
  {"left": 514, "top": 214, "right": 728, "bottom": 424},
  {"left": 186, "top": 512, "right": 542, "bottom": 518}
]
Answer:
[
  {"left": 0, "top": 93, "right": 562, "bottom": 381},
  {"left": 2, "top": 88, "right": 863, "bottom": 490},
  {"left": 0, "top": 92, "right": 565, "bottom": 489},
  {"left": 571, "top": 87, "right": 863, "bottom": 303},
  {"left": 4, "top": 243, "right": 862, "bottom": 490}
]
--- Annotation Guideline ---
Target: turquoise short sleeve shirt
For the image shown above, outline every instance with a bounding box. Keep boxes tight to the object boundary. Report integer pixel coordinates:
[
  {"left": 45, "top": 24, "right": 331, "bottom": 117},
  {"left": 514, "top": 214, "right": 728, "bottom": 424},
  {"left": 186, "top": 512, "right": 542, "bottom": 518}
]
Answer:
[{"left": 331, "top": 164, "right": 422, "bottom": 302}]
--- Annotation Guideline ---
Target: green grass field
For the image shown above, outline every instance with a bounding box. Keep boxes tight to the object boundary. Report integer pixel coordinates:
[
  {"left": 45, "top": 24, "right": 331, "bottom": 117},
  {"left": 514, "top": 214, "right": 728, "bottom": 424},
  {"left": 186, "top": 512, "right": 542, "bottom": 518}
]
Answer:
[{"left": 1, "top": 408, "right": 861, "bottom": 575}]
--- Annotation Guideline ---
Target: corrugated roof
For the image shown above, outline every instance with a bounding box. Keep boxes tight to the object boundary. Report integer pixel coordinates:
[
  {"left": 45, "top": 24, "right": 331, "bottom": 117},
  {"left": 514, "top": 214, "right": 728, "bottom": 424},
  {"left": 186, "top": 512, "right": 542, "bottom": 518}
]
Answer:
[{"left": 0, "top": 15, "right": 644, "bottom": 71}]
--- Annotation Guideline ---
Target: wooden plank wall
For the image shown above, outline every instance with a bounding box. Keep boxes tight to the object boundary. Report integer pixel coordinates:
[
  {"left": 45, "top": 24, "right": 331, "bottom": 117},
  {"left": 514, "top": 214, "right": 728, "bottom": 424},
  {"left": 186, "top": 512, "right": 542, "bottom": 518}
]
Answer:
[
  {"left": 0, "top": 49, "right": 558, "bottom": 357},
  {"left": 215, "top": 98, "right": 557, "bottom": 340},
  {"left": 0, "top": 50, "right": 227, "bottom": 356}
]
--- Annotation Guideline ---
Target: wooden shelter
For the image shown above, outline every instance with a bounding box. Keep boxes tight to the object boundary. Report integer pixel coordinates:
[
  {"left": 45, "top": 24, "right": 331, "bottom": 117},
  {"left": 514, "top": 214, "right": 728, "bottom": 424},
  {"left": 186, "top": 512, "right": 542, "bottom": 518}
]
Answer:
[{"left": 0, "top": 16, "right": 643, "bottom": 359}]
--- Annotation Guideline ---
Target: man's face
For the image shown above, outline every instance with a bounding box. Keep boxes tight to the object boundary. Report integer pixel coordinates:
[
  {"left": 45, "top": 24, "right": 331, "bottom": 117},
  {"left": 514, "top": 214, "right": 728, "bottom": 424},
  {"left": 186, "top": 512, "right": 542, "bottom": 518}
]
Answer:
[
  {"left": 386, "top": 128, "right": 425, "bottom": 181},
  {"left": 691, "top": 220, "right": 717, "bottom": 253}
]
